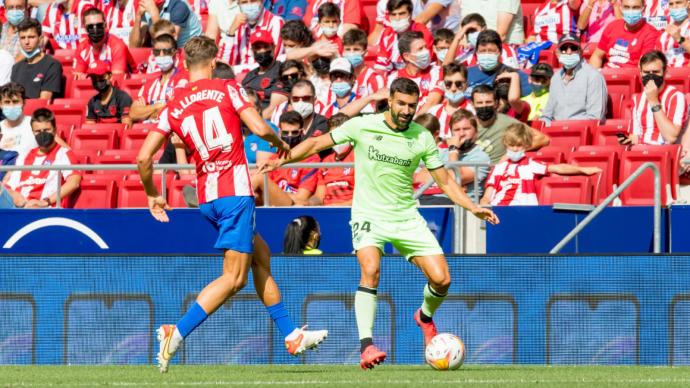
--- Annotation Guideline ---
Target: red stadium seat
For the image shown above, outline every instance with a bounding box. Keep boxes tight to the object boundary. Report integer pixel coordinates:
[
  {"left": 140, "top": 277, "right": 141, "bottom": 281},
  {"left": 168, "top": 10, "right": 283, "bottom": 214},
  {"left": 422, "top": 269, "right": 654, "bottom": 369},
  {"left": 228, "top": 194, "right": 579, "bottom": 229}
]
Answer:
[
  {"left": 541, "top": 120, "right": 595, "bottom": 147},
  {"left": 607, "top": 91, "right": 626, "bottom": 119},
  {"left": 24, "top": 99, "right": 49, "bottom": 114},
  {"left": 69, "top": 177, "right": 118, "bottom": 208},
  {"left": 568, "top": 147, "right": 621, "bottom": 203},
  {"left": 128, "top": 72, "right": 161, "bottom": 82},
  {"left": 57, "top": 123, "right": 75, "bottom": 142},
  {"left": 602, "top": 68, "right": 641, "bottom": 94},
  {"left": 665, "top": 68, "right": 690, "bottom": 93},
  {"left": 53, "top": 114, "right": 84, "bottom": 131},
  {"left": 538, "top": 175, "right": 593, "bottom": 205},
  {"left": 96, "top": 149, "right": 140, "bottom": 163},
  {"left": 120, "top": 79, "right": 146, "bottom": 99},
  {"left": 53, "top": 49, "right": 76, "bottom": 67},
  {"left": 631, "top": 144, "right": 680, "bottom": 199},
  {"left": 71, "top": 80, "right": 99, "bottom": 99},
  {"left": 70, "top": 128, "right": 118, "bottom": 150},
  {"left": 619, "top": 148, "right": 675, "bottom": 205},
  {"left": 129, "top": 48, "right": 152, "bottom": 67},
  {"left": 51, "top": 98, "right": 91, "bottom": 110},
  {"left": 526, "top": 146, "right": 568, "bottom": 164},
  {"left": 168, "top": 178, "right": 195, "bottom": 208},
  {"left": 81, "top": 123, "right": 127, "bottom": 139},
  {"left": 538, "top": 48, "right": 558, "bottom": 68},
  {"left": 593, "top": 119, "right": 630, "bottom": 146},
  {"left": 362, "top": 0, "right": 377, "bottom": 33},
  {"left": 120, "top": 127, "right": 153, "bottom": 150},
  {"left": 117, "top": 180, "right": 150, "bottom": 208}
]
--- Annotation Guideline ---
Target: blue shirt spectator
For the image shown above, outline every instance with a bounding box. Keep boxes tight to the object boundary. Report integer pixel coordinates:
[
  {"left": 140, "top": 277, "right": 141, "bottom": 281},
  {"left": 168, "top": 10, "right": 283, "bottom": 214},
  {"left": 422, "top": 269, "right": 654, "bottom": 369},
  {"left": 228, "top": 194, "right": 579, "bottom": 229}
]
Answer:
[
  {"left": 0, "top": 148, "right": 18, "bottom": 181},
  {"left": 244, "top": 120, "right": 278, "bottom": 164},
  {"left": 145, "top": 0, "right": 202, "bottom": 46},
  {"left": 264, "top": 0, "right": 306, "bottom": 20}
]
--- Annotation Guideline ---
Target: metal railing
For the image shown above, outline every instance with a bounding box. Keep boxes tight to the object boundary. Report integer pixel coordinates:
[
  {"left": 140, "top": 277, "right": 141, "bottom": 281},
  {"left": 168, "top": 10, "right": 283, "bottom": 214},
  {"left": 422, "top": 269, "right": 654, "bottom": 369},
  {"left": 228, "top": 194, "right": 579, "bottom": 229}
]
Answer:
[{"left": 550, "top": 162, "right": 662, "bottom": 254}]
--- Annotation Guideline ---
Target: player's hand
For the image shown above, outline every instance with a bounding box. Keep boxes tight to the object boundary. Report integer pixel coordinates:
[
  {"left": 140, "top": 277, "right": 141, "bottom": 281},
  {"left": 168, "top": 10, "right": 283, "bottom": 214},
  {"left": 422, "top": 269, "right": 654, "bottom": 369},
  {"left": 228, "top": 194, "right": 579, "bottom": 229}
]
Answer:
[
  {"left": 148, "top": 195, "right": 171, "bottom": 222},
  {"left": 644, "top": 79, "right": 660, "bottom": 105},
  {"left": 274, "top": 139, "right": 291, "bottom": 158},
  {"left": 471, "top": 206, "right": 500, "bottom": 225},
  {"left": 257, "top": 158, "right": 282, "bottom": 174},
  {"left": 581, "top": 166, "right": 602, "bottom": 175}
]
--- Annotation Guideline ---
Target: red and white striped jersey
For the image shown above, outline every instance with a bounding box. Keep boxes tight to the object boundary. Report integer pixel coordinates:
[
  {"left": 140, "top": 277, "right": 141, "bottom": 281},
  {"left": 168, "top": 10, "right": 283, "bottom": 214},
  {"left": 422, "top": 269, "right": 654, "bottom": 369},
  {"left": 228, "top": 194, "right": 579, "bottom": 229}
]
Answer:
[
  {"left": 531, "top": 0, "right": 578, "bottom": 44},
  {"left": 455, "top": 44, "right": 520, "bottom": 70},
  {"left": 319, "top": 91, "right": 359, "bottom": 118},
  {"left": 102, "top": 0, "right": 138, "bottom": 44},
  {"left": 74, "top": 35, "right": 130, "bottom": 74},
  {"left": 43, "top": 0, "right": 95, "bottom": 50},
  {"left": 155, "top": 79, "right": 255, "bottom": 203},
  {"left": 485, "top": 157, "right": 547, "bottom": 206},
  {"left": 354, "top": 67, "right": 386, "bottom": 99},
  {"left": 658, "top": 20, "right": 690, "bottom": 67},
  {"left": 137, "top": 69, "right": 189, "bottom": 105},
  {"left": 374, "top": 21, "right": 433, "bottom": 72},
  {"left": 303, "top": 0, "right": 361, "bottom": 39},
  {"left": 188, "top": 0, "right": 208, "bottom": 18},
  {"left": 630, "top": 86, "right": 687, "bottom": 145},
  {"left": 386, "top": 65, "right": 443, "bottom": 108},
  {"left": 216, "top": 9, "right": 284, "bottom": 66},
  {"left": 7, "top": 145, "right": 79, "bottom": 202},
  {"left": 427, "top": 100, "right": 475, "bottom": 140},
  {"left": 644, "top": 0, "right": 670, "bottom": 31}
]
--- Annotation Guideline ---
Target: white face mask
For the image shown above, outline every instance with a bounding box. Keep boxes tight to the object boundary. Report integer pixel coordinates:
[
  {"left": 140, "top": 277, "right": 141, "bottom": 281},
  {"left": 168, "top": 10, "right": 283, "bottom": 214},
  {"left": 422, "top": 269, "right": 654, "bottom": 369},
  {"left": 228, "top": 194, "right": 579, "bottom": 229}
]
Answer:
[
  {"left": 390, "top": 17, "right": 410, "bottom": 33},
  {"left": 292, "top": 101, "right": 314, "bottom": 118},
  {"left": 321, "top": 25, "right": 338, "bottom": 37},
  {"left": 506, "top": 149, "right": 525, "bottom": 162}
]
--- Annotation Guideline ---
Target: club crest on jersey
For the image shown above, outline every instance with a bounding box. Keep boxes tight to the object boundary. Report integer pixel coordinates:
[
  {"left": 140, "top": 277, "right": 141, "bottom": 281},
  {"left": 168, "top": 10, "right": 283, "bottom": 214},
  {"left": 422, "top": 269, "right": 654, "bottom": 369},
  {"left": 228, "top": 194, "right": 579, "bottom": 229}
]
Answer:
[
  {"left": 33, "top": 73, "right": 45, "bottom": 83},
  {"left": 290, "top": 169, "right": 299, "bottom": 178},
  {"left": 344, "top": 168, "right": 352, "bottom": 175}
]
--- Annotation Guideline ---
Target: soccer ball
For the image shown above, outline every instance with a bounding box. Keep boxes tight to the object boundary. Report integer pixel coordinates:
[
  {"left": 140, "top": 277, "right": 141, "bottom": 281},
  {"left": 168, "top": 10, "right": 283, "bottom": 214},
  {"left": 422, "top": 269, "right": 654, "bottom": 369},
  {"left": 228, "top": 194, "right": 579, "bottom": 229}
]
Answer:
[{"left": 424, "top": 333, "right": 466, "bottom": 370}]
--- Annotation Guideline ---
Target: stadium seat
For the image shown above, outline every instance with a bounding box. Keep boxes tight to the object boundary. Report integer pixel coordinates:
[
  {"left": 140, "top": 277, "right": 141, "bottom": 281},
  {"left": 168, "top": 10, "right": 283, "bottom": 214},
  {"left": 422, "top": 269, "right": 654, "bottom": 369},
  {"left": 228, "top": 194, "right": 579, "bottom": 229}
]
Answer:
[
  {"left": 117, "top": 180, "right": 150, "bottom": 208},
  {"left": 71, "top": 80, "right": 99, "bottom": 99},
  {"left": 593, "top": 120, "right": 630, "bottom": 146},
  {"left": 619, "top": 149, "right": 675, "bottom": 205},
  {"left": 70, "top": 128, "right": 118, "bottom": 150},
  {"left": 362, "top": 0, "right": 377, "bottom": 33},
  {"left": 57, "top": 123, "right": 74, "bottom": 142},
  {"left": 538, "top": 48, "right": 558, "bottom": 68},
  {"left": 81, "top": 123, "right": 127, "bottom": 139},
  {"left": 120, "top": 79, "right": 146, "bottom": 99},
  {"left": 53, "top": 49, "right": 76, "bottom": 67},
  {"left": 24, "top": 99, "right": 49, "bottom": 114},
  {"left": 602, "top": 68, "right": 641, "bottom": 94},
  {"left": 53, "top": 114, "right": 84, "bottom": 131},
  {"left": 541, "top": 120, "right": 595, "bottom": 147},
  {"left": 168, "top": 178, "right": 195, "bottom": 208},
  {"left": 120, "top": 127, "right": 153, "bottom": 150},
  {"left": 538, "top": 175, "right": 594, "bottom": 205},
  {"left": 665, "top": 68, "right": 690, "bottom": 93},
  {"left": 69, "top": 177, "right": 118, "bottom": 208},
  {"left": 526, "top": 146, "right": 568, "bottom": 164},
  {"left": 606, "top": 91, "right": 626, "bottom": 119},
  {"left": 95, "top": 149, "right": 140, "bottom": 164},
  {"left": 129, "top": 48, "right": 152, "bottom": 67},
  {"left": 631, "top": 144, "right": 680, "bottom": 199},
  {"left": 568, "top": 147, "right": 621, "bottom": 203},
  {"left": 128, "top": 72, "right": 161, "bottom": 82}
]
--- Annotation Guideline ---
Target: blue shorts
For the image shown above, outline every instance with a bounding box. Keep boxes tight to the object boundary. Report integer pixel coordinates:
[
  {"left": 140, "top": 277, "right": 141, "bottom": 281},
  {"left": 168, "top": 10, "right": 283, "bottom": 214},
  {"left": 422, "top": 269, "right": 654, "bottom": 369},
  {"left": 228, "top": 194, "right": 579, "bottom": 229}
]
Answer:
[{"left": 199, "top": 196, "right": 256, "bottom": 253}]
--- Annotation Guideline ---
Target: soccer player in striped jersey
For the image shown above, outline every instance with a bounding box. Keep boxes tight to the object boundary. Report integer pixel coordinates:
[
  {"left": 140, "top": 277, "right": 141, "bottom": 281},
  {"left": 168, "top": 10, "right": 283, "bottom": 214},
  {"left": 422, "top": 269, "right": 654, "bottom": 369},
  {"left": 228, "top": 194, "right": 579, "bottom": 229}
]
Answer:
[
  {"left": 260, "top": 78, "right": 499, "bottom": 369},
  {"left": 137, "top": 36, "right": 327, "bottom": 373}
]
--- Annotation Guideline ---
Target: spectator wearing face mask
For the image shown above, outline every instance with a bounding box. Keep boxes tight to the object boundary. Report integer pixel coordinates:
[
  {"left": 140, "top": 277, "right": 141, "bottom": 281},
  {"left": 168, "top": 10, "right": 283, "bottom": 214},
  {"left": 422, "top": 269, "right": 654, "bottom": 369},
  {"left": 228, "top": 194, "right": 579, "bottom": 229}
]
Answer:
[
  {"left": 241, "top": 30, "right": 289, "bottom": 114},
  {"left": 446, "top": 13, "right": 520, "bottom": 69},
  {"left": 467, "top": 30, "right": 532, "bottom": 98},
  {"left": 0, "top": 83, "right": 36, "bottom": 156},
  {"left": 386, "top": 30, "right": 443, "bottom": 115},
  {"left": 0, "top": 0, "right": 27, "bottom": 58},
  {"left": 310, "top": 113, "right": 356, "bottom": 206},
  {"left": 270, "top": 80, "right": 329, "bottom": 139},
  {"left": 304, "top": 0, "right": 361, "bottom": 40},
  {"left": 320, "top": 58, "right": 360, "bottom": 118},
  {"left": 374, "top": 0, "right": 433, "bottom": 72},
  {"left": 309, "top": 55, "right": 334, "bottom": 104},
  {"left": 658, "top": 0, "right": 690, "bottom": 67},
  {"left": 311, "top": 2, "right": 344, "bottom": 54},
  {"left": 279, "top": 60, "right": 305, "bottom": 95},
  {"left": 427, "top": 63, "right": 474, "bottom": 141},
  {"left": 85, "top": 62, "right": 133, "bottom": 126},
  {"left": 145, "top": 20, "right": 186, "bottom": 73},
  {"left": 11, "top": 19, "right": 63, "bottom": 100},
  {"left": 74, "top": 7, "right": 133, "bottom": 78},
  {"left": 131, "top": 0, "right": 202, "bottom": 48},
  {"left": 521, "top": 63, "right": 553, "bottom": 121},
  {"left": 432, "top": 28, "right": 454, "bottom": 66},
  {"left": 342, "top": 29, "right": 386, "bottom": 106},
  {"left": 541, "top": 34, "right": 607, "bottom": 125},
  {"left": 481, "top": 123, "right": 600, "bottom": 206}
]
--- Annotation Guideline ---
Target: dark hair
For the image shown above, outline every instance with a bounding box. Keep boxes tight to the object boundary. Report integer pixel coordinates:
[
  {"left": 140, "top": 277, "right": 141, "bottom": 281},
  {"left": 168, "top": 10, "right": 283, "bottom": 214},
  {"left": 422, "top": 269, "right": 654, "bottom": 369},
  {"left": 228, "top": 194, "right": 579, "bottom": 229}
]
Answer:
[
  {"left": 317, "top": 2, "right": 340, "bottom": 20},
  {"left": 31, "top": 108, "right": 56, "bottom": 129},
  {"left": 414, "top": 113, "right": 440, "bottom": 137},
  {"left": 279, "top": 110, "right": 304, "bottom": 128},
  {"left": 433, "top": 28, "right": 454, "bottom": 45},
  {"left": 212, "top": 62, "right": 235, "bottom": 79},
  {"left": 81, "top": 6, "right": 104, "bottom": 23},
  {"left": 280, "top": 20, "right": 314, "bottom": 46},
  {"left": 460, "top": 13, "right": 486, "bottom": 28},
  {"left": 283, "top": 215, "right": 320, "bottom": 254},
  {"left": 471, "top": 84, "right": 496, "bottom": 102},
  {"left": 443, "top": 62, "right": 467, "bottom": 79},
  {"left": 390, "top": 77, "right": 420, "bottom": 97},
  {"left": 16, "top": 18, "right": 41, "bottom": 35},
  {"left": 387, "top": 0, "right": 413, "bottom": 13},
  {"left": 476, "top": 29, "right": 502, "bottom": 52},
  {"left": 291, "top": 79, "right": 316, "bottom": 96},
  {"left": 343, "top": 28, "right": 367, "bottom": 50},
  {"left": 327, "top": 112, "right": 350, "bottom": 130},
  {"left": 184, "top": 36, "right": 219, "bottom": 67},
  {"left": 0, "top": 82, "right": 26, "bottom": 101},
  {"left": 639, "top": 50, "right": 668, "bottom": 72},
  {"left": 398, "top": 30, "right": 423, "bottom": 55},
  {"left": 154, "top": 33, "right": 177, "bottom": 49},
  {"left": 280, "top": 60, "right": 305, "bottom": 76},
  {"left": 449, "top": 108, "right": 477, "bottom": 129}
]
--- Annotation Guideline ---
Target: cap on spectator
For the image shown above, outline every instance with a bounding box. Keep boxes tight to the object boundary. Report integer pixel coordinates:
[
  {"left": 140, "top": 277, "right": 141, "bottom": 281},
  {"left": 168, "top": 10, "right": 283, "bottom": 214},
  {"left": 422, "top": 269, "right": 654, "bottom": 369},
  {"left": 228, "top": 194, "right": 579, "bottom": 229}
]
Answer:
[
  {"left": 329, "top": 57, "right": 353, "bottom": 75},
  {"left": 557, "top": 34, "right": 580, "bottom": 49},
  {"left": 530, "top": 63, "right": 553, "bottom": 78},
  {"left": 250, "top": 30, "right": 274, "bottom": 46},
  {"left": 86, "top": 61, "right": 112, "bottom": 76}
]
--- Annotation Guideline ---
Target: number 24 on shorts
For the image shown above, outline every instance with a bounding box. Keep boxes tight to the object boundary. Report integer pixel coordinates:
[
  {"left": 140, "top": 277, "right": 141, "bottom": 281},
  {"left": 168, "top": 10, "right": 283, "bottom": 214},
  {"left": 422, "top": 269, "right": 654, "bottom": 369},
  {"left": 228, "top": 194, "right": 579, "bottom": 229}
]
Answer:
[{"left": 351, "top": 221, "right": 372, "bottom": 241}]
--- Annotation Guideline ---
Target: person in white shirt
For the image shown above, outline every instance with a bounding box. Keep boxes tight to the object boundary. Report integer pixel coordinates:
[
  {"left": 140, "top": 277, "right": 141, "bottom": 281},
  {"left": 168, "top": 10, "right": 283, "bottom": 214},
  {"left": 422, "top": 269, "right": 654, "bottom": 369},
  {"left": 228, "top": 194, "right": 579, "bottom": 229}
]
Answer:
[{"left": 0, "top": 83, "right": 36, "bottom": 156}]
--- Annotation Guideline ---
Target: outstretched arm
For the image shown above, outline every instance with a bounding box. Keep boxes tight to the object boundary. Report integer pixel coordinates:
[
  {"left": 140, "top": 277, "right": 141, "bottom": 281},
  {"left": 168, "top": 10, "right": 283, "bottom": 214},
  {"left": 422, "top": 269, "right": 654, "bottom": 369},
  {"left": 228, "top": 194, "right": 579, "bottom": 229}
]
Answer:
[
  {"left": 259, "top": 133, "right": 335, "bottom": 173},
  {"left": 137, "top": 130, "right": 170, "bottom": 222},
  {"left": 239, "top": 106, "right": 290, "bottom": 156},
  {"left": 430, "top": 167, "right": 499, "bottom": 224}
]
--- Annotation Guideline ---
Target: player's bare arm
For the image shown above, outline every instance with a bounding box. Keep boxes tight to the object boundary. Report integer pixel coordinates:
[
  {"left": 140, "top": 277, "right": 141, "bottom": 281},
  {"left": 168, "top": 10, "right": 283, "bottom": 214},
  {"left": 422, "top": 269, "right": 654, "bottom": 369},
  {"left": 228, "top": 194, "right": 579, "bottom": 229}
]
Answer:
[
  {"left": 258, "top": 134, "right": 335, "bottom": 173},
  {"left": 239, "top": 107, "right": 290, "bottom": 158},
  {"left": 430, "top": 166, "right": 499, "bottom": 225},
  {"left": 137, "top": 130, "right": 171, "bottom": 223}
]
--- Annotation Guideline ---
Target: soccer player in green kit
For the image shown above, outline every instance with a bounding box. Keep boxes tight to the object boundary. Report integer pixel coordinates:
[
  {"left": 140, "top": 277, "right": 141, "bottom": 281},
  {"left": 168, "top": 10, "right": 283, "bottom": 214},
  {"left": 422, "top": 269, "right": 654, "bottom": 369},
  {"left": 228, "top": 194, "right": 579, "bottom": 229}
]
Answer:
[{"left": 260, "top": 78, "right": 500, "bottom": 369}]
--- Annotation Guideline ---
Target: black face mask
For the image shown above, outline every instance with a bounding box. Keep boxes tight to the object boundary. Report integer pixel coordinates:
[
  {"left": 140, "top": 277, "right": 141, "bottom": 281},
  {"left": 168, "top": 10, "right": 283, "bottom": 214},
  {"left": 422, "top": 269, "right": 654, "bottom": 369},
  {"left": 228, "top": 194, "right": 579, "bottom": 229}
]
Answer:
[
  {"left": 92, "top": 78, "right": 110, "bottom": 93},
  {"left": 283, "top": 78, "right": 297, "bottom": 93},
  {"left": 87, "top": 26, "right": 106, "bottom": 43},
  {"left": 459, "top": 138, "right": 475, "bottom": 152},
  {"left": 35, "top": 131, "right": 55, "bottom": 148},
  {"left": 254, "top": 50, "right": 274, "bottom": 67},
  {"left": 642, "top": 73, "right": 664, "bottom": 88},
  {"left": 312, "top": 57, "right": 331, "bottom": 75},
  {"left": 475, "top": 106, "right": 496, "bottom": 121},
  {"left": 281, "top": 134, "right": 302, "bottom": 148}
]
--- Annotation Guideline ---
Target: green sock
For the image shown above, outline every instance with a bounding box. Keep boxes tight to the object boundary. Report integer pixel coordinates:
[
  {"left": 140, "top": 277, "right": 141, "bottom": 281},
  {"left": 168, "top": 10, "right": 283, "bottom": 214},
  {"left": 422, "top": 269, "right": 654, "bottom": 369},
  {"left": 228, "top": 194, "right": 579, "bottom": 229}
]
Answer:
[
  {"left": 421, "top": 283, "right": 447, "bottom": 319},
  {"left": 355, "top": 286, "right": 377, "bottom": 340}
]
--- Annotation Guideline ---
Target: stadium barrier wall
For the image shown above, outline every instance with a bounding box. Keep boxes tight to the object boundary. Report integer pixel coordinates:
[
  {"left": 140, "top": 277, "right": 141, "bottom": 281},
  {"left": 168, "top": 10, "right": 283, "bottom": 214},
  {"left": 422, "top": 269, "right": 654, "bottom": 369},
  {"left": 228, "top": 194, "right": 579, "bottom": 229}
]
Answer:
[{"left": 1, "top": 255, "right": 689, "bottom": 366}]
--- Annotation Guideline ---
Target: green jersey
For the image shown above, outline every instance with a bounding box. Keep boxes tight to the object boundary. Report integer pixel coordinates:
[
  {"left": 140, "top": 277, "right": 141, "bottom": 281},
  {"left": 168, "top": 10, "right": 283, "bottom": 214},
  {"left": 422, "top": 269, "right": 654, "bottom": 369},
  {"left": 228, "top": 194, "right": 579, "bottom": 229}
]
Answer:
[{"left": 330, "top": 113, "right": 443, "bottom": 221}]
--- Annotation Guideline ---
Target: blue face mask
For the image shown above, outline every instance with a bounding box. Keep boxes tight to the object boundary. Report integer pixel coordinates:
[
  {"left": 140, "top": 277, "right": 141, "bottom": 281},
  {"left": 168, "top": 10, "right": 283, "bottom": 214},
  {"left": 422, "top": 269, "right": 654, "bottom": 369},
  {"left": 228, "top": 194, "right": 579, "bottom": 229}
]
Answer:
[
  {"left": 6, "top": 9, "right": 25, "bottom": 26},
  {"left": 622, "top": 9, "right": 643, "bottom": 25},
  {"left": 467, "top": 31, "right": 479, "bottom": 48},
  {"left": 558, "top": 53, "right": 581, "bottom": 69},
  {"left": 20, "top": 47, "right": 40, "bottom": 59},
  {"left": 444, "top": 90, "right": 464, "bottom": 104},
  {"left": 506, "top": 149, "right": 525, "bottom": 162},
  {"left": 530, "top": 83, "right": 547, "bottom": 94},
  {"left": 344, "top": 52, "right": 364, "bottom": 68},
  {"left": 411, "top": 49, "right": 431, "bottom": 69},
  {"left": 2, "top": 105, "right": 23, "bottom": 121},
  {"left": 670, "top": 7, "right": 689, "bottom": 22},
  {"left": 331, "top": 81, "right": 352, "bottom": 97},
  {"left": 477, "top": 53, "right": 499, "bottom": 70},
  {"left": 435, "top": 48, "right": 448, "bottom": 63},
  {"left": 240, "top": 3, "right": 262, "bottom": 22}
]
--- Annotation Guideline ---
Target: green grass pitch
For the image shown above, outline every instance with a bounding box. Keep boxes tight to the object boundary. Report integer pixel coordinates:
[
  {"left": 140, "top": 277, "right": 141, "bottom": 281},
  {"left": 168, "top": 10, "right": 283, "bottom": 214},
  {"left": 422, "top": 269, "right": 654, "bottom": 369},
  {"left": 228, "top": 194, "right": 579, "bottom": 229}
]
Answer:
[{"left": 2, "top": 365, "right": 690, "bottom": 387}]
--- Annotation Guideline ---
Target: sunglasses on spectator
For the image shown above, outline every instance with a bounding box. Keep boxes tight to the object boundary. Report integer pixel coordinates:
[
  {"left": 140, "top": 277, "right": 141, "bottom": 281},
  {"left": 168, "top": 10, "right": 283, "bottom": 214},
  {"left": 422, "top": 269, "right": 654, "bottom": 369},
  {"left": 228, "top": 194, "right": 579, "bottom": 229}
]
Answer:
[
  {"left": 153, "top": 48, "right": 175, "bottom": 56},
  {"left": 530, "top": 76, "right": 547, "bottom": 83},
  {"left": 281, "top": 73, "right": 301, "bottom": 82},
  {"left": 85, "top": 23, "right": 105, "bottom": 30},
  {"left": 291, "top": 95, "right": 313, "bottom": 102},
  {"left": 444, "top": 80, "right": 466, "bottom": 89},
  {"left": 559, "top": 45, "right": 579, "bottom": 53}
]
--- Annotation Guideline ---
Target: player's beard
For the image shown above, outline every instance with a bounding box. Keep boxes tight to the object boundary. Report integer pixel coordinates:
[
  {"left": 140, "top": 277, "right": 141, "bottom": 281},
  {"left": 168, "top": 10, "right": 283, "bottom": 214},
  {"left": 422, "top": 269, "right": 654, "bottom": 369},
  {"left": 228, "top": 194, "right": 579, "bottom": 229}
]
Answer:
[{"left": 391, "top": 109, "right": 413, "bottom": 130}]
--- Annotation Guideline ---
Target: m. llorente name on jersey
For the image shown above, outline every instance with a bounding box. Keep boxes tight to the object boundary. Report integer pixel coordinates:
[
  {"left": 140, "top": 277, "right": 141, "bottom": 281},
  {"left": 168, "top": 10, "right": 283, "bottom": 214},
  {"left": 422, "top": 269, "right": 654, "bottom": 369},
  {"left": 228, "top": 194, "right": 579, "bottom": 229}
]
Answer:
[
  {"left": 367, "top": 145, "right": 412, "bottom": 167},
  {"left": 170, "top": 90, "right": 226, "bottom": 119}
]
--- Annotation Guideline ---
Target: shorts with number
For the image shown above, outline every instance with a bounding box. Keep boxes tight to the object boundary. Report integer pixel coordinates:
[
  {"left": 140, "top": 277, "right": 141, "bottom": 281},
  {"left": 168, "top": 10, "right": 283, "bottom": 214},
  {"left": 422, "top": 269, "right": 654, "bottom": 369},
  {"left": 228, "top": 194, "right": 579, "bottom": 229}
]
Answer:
[
  {"left": 199, "top": 196, "right": 255, "bottom": 253},
  {"left": 350, "top": 213, "right": 443, "bottom": 260}
]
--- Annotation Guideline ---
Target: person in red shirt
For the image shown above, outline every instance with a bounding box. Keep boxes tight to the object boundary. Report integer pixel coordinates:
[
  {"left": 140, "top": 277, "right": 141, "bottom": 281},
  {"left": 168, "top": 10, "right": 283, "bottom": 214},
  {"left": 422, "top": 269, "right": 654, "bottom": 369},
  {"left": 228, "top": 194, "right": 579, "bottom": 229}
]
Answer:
[
  {"left": 2, "top": 108, "right": 81, "bottom": 208},
  {"left": 310, "top": 113, "right": 354, "bottom": 205},
  {"left": 74, "top": 7, "right": 132, "bottom": 78},
  {"left": 589, "top": 0, "right": 661, "bottom": 68},
  {"left": 314, "top": 2, "right": 343, "bottom": 55},
  {"left": 374, "top": 0, "right": 433, "bottom": 72}
]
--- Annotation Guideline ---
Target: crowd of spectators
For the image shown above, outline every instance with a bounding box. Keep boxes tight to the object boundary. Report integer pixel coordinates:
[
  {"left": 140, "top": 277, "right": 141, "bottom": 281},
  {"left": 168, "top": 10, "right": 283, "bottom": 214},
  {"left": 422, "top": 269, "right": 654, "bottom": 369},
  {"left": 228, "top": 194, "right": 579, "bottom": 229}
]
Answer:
[{"left": 0, "top": 0, "right": 689, "bottom": 208}]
